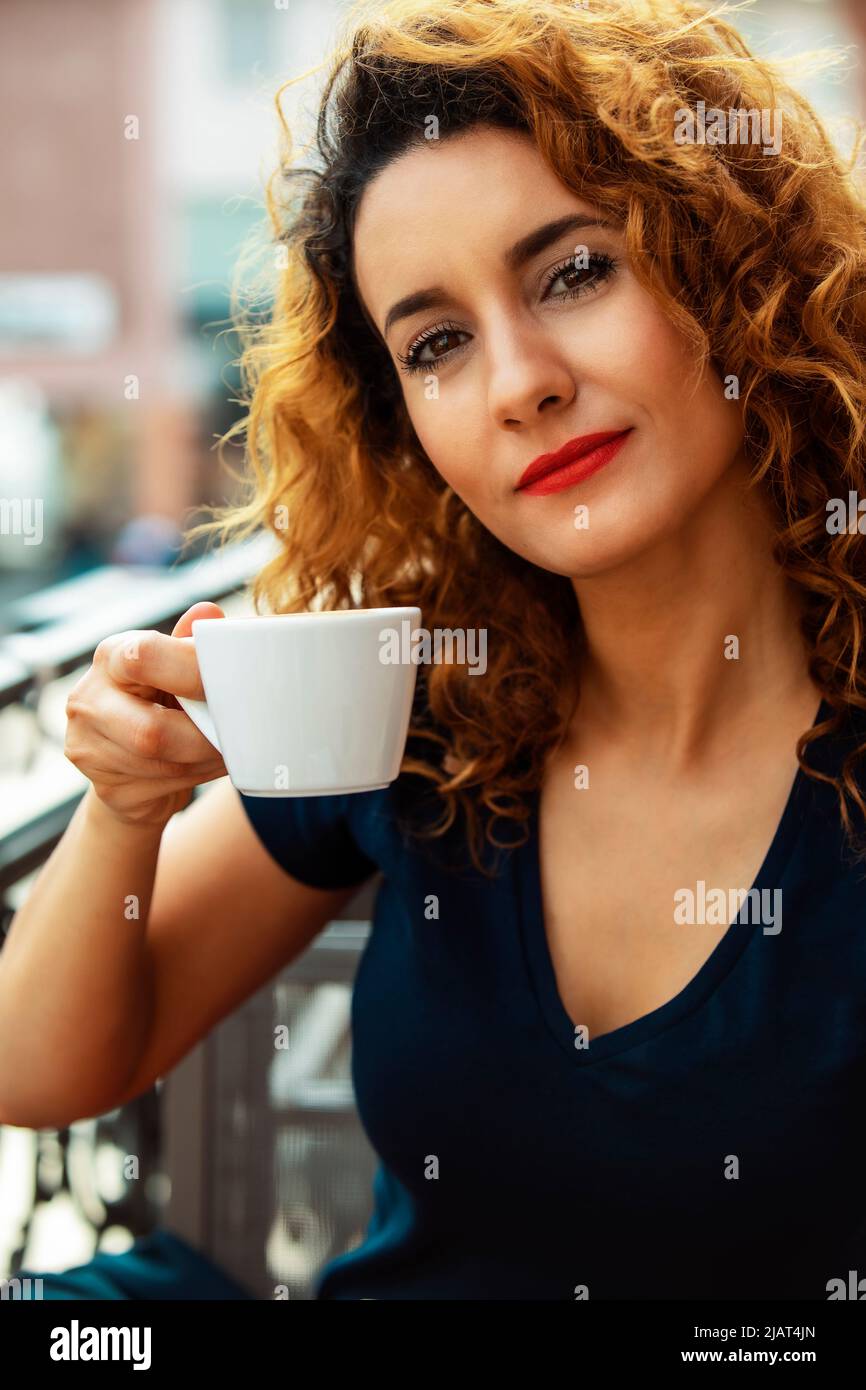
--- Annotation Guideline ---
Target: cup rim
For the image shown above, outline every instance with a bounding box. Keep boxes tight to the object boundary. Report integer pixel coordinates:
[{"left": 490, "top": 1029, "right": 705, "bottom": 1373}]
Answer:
[{"left": 191, "top": 606, "right": 422, "bottom": 632}]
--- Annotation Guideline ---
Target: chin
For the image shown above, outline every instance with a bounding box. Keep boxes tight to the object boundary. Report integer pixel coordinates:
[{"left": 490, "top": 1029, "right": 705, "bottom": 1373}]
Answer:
[{"left": 518, "top": 525, "right": 661, "bottom": 581}]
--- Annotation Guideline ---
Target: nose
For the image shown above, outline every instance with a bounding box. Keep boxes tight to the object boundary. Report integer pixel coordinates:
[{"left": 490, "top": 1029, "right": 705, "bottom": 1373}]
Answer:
[{"left": 486, "top": 315, "right": 577, "bottom": 428}]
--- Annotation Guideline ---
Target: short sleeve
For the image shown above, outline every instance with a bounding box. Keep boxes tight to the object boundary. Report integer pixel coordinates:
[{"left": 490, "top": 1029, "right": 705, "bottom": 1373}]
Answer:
[{"left": 237, "top": 789, "right": 379, "bottom": 891}]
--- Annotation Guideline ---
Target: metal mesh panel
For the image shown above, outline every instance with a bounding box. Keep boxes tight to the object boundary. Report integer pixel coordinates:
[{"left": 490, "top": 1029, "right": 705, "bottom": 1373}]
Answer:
[{"left": 164, "top": 877, "right": 381, "bottom": 1300}]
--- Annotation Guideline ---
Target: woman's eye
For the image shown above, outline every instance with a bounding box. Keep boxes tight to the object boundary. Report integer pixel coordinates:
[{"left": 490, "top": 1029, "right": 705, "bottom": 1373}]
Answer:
[
  {"left": 544, "top": 250, "right": 618, "bottom": 300},
  {"left": 395, "top": 251, "right": 618, "bottom": 377},
  {"left": 416, "top": 329, "right": 461, "bottom": 362},
  {"left": 396, "top": 324, "right": 469, "bottom": 376}
]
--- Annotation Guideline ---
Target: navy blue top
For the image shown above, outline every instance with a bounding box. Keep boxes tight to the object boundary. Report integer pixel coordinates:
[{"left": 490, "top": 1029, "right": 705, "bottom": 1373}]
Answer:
[{"left": 239, "top": 695, "right": 866, "bottom": 1300}]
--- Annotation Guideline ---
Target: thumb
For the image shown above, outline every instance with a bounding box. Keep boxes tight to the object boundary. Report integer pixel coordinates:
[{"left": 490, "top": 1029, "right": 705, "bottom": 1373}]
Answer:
[{"left": 171, "top": 601, "right": 226, "bottom": 640}]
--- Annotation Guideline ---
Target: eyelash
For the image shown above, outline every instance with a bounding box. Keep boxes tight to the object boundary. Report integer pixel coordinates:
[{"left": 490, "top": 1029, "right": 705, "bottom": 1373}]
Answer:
[{"left": 395, "top": 250, "right": 619, "bottom": 376}]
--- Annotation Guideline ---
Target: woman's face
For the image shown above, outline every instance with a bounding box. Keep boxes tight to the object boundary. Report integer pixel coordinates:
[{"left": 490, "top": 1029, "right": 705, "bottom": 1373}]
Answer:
[{"left": 352, "top": 125, "right": 745, "bottom": 580}]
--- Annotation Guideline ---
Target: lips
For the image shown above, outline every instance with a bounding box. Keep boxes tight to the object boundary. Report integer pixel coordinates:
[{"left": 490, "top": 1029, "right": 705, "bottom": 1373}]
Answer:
[{"left": 515, "top": 429, "right": 633, "bottom": 493}]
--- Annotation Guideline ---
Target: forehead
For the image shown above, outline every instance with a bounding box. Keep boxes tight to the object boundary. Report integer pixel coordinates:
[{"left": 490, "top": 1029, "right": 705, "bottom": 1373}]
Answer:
[{"left": 351, "top": 126, "right": 595, "bottom": 318}]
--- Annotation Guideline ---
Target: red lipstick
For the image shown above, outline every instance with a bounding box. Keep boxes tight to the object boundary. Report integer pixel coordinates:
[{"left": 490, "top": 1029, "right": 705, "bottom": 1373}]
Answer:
[{"left": 515, "top": 429, "right": 633, "bottom": 495}]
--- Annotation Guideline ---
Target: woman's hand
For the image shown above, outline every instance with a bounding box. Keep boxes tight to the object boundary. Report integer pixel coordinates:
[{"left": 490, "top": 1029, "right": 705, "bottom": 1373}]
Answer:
[{"left": 64, "top": 601, "right": 228, "bottom": 830}]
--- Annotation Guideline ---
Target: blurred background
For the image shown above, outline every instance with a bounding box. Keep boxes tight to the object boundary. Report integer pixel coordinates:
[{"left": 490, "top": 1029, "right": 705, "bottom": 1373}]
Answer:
[{"left": 0, "top": 0, "right": 864, "bottom": 1300}]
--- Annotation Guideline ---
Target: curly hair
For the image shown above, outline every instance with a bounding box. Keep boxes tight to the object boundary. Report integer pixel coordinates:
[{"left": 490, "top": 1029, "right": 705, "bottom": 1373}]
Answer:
[{"left": 186, "top": 0, "right": 866, "bottom": 876}]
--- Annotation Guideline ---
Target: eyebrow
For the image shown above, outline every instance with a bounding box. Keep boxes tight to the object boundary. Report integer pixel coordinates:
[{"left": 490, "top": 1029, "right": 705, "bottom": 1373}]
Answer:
[{"left": 381, "top": 212, "right": 618, "bottom": 340}]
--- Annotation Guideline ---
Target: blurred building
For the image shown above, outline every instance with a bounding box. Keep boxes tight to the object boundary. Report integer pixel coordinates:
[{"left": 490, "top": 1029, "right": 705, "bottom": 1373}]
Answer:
[{"left": 0, "top": 0, "right": 346, "bottom": 596}]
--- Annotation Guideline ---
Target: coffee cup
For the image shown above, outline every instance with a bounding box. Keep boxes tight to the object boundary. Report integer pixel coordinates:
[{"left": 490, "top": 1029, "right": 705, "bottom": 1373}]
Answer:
[{"left": 176, "top": 607, "right": 421, "bottom": 796}]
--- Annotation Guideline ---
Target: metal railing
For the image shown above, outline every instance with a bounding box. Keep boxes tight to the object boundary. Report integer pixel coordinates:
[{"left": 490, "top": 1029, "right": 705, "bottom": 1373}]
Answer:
[
  {"left": 0, "top": 534, "right": 275, "bottom": 893},
  {"left": 0, "top": 535, "right": 379, "bottom": 1297},
  {"left": 0, "top": 533, "right": 277, "bottom": 709}
]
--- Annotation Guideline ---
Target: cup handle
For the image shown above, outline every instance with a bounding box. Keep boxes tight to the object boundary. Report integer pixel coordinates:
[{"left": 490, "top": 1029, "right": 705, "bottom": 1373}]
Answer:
[{"left": 176, "top": 695, "right": 222, "bottom": 755}]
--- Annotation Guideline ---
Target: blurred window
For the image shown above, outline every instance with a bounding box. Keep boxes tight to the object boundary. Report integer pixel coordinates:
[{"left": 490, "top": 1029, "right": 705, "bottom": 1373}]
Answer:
[
  {"left": 218, "top": 0, "right": 280, "bottom": 85},
  {"left": 0, "top": 274, "right": 117, "bottom": 355}
]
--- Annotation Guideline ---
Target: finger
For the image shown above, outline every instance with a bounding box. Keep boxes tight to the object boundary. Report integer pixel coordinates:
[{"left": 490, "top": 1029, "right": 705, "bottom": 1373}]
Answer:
[
  {"left": 99, "top": 629, "right": 208, "bottom": 702},
  {"left": 70, "top": 726, "right": 225, "bottom": 782},
  {"left": 90, "top": 764, "right": 228, "bottom": 807},
  {"left": 71, "top": 683, "right": 222, "bottom": 765},
  {"left": 161, "top": 604, "right": 226, "bottom": 706},
  {"left": 171, "top": 602, "right": 225, "bottom": 640}
]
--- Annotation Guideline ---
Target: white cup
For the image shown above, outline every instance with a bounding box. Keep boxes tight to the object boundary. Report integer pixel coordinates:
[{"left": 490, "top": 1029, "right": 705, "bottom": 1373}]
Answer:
[{"left": 176, "top": 608, "right": 421, "bottom": 797}]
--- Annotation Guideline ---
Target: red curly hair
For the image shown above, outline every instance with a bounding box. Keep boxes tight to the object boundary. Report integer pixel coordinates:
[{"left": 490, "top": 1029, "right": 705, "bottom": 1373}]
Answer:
[{"left": 186, "top": 0, "right": 866, "bottom": 875}]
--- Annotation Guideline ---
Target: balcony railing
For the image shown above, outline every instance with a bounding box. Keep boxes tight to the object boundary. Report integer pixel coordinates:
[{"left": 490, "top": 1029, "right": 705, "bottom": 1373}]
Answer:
[{"left": 0, "top": 535, "right": 380, "bottom": 1298}]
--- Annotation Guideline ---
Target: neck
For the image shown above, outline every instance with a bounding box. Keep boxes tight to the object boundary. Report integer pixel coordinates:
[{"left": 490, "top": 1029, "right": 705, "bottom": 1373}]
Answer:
[{"left": 569, "top": 460, "right": 817, "bottom": 765}]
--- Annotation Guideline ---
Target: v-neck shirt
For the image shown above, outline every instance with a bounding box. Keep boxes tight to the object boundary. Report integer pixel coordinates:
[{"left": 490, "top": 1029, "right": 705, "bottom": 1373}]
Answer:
[{"left": 239, "top": 696, "right": 866, "bottom": 1299}]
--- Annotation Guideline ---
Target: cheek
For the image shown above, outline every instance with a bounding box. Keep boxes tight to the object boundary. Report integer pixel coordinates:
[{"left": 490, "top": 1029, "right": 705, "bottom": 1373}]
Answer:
[
  {"left": 611, "top": 293, "right": 696, "bottom": 406},
  {"left": 616, "top": 294, "right": 744, "bottom": 464},
  {"left": 405, "top": 393, "right": 488, "bottom": 498}
]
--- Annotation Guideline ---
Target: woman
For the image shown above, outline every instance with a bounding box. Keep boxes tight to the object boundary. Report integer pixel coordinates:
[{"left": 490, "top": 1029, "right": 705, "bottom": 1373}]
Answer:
[{"left": 2, "top": 0, "right": 866, "bottom": 1300}]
